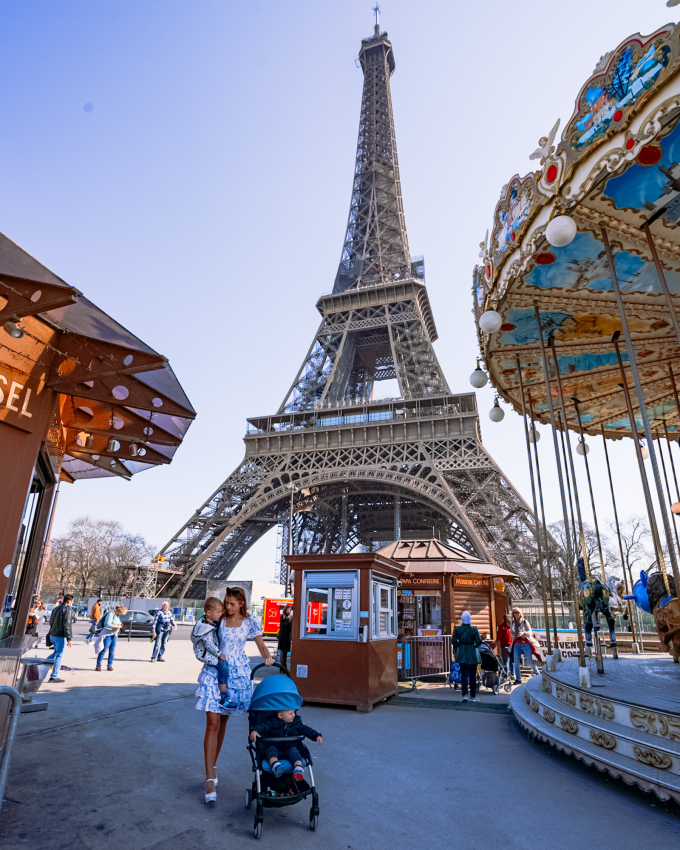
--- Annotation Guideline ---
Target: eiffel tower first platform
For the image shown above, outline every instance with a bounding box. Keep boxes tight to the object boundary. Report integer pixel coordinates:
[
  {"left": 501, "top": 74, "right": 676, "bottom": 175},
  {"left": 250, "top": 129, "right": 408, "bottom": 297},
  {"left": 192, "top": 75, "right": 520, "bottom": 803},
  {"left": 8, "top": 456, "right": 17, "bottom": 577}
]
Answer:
[{"left": 160, "top": 21, "right": 544, "bottom": 598}]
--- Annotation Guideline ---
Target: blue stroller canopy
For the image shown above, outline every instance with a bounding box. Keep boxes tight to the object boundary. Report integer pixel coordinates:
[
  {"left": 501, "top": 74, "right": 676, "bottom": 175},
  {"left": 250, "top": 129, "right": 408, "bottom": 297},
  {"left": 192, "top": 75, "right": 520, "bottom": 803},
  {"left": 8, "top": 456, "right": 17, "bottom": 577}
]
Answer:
[{"left": 251, "top": 674, "right": 303, "bottom": 711}]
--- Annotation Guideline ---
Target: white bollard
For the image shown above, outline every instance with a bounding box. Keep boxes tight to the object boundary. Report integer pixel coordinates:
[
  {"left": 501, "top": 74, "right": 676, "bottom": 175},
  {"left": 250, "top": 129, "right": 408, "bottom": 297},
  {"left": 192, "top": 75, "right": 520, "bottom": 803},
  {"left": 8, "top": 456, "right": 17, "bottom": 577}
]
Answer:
[
  {"left": 632, "top": 642, "right": 640, "bottom": 654},
  {"left": 545, "top": 653, "right": 556, "bottom": 672},
  {"left": 579, "top": 665, "right": 592, "bottom": 688},
  {"left": 553, "top": 647, "right": 562, "bottom": 662}
]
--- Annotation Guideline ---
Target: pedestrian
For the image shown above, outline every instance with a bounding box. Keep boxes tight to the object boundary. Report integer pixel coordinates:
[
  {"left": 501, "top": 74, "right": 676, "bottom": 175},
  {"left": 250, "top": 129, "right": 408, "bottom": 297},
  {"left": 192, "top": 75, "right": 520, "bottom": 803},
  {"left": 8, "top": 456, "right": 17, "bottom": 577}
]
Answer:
[
  {"left": 277, "top": 604, "right": 293, "bottom": 670},
  {"left": 510, "top": 607, "right": 539, "bottom": 684},
  {"left": 451, "top": 610, "right": 482, "bottom": 703},
  {"left": 26, "top": 608, "right": 39, "bottom": 636},
  {"left": 151, "top": 601, "right": 177, "bottom": 662},
  {"left": 496, "top": 612, "right": 512, "bottom": 675},
  {"left": 35, "top": 599, "right": 48, "bottom": 645},
  {"left": 86, "top": 598, "right": 102, "bottom": 644},
  {"left": 95, "top": 605, "right": 126, "bottom": 671},
  {"left": 45, "top": 594, "right": 74, "bottom": 683},
  {"left": 196, "top": 587, "right": 273, "bottom": 806}
]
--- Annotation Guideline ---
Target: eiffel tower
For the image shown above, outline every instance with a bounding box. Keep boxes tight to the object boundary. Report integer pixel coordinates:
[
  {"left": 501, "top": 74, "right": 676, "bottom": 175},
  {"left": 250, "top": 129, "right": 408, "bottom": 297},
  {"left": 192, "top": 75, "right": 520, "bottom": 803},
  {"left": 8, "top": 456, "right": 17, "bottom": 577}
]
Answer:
[{"left": 161, "top": 19, "right": 544, "bottom": 598}]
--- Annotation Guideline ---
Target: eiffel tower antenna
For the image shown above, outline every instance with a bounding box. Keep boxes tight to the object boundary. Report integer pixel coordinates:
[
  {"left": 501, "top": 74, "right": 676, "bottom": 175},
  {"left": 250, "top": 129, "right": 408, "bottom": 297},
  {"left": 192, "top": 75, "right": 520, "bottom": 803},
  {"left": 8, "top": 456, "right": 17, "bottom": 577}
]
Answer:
[
  {"left": 158, "top": 26, "right": 560, "bottom": 599},
  {"left": 373, "top": 3, "right": 381, "bottom": 34}
]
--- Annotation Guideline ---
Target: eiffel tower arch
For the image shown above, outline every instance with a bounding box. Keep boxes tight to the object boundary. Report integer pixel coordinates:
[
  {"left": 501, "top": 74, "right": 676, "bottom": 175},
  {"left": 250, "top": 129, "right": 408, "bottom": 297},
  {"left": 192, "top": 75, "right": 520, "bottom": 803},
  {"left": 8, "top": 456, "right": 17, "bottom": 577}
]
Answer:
[{"left": 160, "top": 23, "right": 551, "bottom": 597}]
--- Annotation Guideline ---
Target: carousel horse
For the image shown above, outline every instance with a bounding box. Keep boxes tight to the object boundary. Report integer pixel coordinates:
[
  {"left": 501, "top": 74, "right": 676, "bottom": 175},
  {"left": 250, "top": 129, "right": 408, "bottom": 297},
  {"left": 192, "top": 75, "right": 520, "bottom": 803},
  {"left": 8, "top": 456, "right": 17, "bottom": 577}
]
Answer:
[
  {"left": 625, "top": 570, "right": 680, "bottom": 662},
  {"left": 577, "top": 559, "right": 617, "bottom": 653}
]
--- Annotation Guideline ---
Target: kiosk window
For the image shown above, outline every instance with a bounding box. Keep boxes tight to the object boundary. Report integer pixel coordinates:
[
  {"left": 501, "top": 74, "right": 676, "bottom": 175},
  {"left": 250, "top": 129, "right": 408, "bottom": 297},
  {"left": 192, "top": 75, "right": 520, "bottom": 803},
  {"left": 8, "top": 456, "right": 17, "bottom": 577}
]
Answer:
[
  {"left": 371, "top": 578, "right": 396, "bottom": 639},
  {"left": 302, "top": 570, "right": 358, "bottom": 640}
]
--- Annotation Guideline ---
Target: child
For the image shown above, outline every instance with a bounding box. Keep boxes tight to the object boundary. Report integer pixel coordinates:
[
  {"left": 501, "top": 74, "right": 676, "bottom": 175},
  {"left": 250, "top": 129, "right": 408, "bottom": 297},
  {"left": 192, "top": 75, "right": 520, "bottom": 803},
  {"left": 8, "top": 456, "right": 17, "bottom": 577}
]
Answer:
[
  {"left": 191, "top": 597, "right": 223, "bottom": 669},
  {"left": 250, "top": 709, "right": 322, "bottom": 781}
]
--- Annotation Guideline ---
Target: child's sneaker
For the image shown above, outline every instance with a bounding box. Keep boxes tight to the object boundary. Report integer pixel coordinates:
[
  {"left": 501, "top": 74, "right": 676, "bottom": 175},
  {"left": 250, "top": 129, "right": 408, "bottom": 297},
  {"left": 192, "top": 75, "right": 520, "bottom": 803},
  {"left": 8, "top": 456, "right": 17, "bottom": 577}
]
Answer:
[
  {"left": 293, "top": 764, "right": 304, "bottom": 781},
  {"left": 272, "top": 762, "right": 285, "bottom": 778}
]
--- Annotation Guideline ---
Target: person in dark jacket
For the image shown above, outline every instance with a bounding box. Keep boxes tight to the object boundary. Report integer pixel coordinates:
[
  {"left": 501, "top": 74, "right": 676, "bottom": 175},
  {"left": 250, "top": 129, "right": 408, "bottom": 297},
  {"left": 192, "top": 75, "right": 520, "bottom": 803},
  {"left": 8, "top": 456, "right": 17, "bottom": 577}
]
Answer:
[
  {"left": 46, "top": 594, "right": 74, "bottom": 683},
  {"left": 277, "top": 605, "right": 293, "bottom": 670},
  {"left": 250, "top": 709, "right": 322, "bottom": 781},
  {"left": 451, "top": 610, "right": 482, "bottom": 703}
]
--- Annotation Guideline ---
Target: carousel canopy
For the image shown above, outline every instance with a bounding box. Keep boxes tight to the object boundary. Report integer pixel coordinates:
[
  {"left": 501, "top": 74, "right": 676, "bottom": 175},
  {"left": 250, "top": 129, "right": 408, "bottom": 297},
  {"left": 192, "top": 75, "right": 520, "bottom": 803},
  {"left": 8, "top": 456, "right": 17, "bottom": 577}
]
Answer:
[{"left": 474, "top": 21, "right": 680, "bottom": 440}]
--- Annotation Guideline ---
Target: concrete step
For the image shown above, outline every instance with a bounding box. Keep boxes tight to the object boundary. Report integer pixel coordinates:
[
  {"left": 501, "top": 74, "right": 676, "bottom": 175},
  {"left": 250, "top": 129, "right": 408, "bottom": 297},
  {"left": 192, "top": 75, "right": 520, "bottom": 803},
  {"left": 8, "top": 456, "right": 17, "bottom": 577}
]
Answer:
[
  {"left": 530, "top": 677, "right": 680, "bottom": 773},
  {"left": 511, "top": 676, "right": 680, "bottom": 804}
]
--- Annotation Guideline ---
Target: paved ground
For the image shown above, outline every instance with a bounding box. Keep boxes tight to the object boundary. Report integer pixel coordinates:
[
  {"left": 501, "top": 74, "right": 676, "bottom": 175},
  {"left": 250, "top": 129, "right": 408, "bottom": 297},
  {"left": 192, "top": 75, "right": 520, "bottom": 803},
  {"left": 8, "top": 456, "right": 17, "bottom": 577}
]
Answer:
[{"left": 2, "top": 627, "right": 679, "bottom": 850}]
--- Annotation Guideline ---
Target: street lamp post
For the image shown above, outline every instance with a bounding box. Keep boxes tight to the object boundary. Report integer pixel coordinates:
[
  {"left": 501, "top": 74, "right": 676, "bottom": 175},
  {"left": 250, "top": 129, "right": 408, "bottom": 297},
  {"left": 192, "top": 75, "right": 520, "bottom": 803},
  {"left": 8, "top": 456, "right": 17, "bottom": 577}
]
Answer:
[{"left": 286, "top": 484, "right": 297, "bottom": 598}]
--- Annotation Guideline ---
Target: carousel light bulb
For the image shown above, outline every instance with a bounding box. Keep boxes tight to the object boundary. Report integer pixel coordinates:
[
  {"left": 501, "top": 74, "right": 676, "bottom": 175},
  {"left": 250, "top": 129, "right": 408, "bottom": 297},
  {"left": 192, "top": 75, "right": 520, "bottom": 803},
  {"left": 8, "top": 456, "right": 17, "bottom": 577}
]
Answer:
[
  {"left": 3, "top": 320, "right": 24, "bottom": 339},
  {"left": 107, "top": 437, "right": 116, "bottom": 452},
  {"left": 469, "top": 361, "right": 488, "bottom": 388},
  {"left": 527, "top": 427, "right": 540, "bottom": 443},
  {"left": 489, "top": 399, "right": 505, "bottom": 422},
  {"left": 85, "top": 434, "right": 94, "bottom": 449},
  {"left": 576, "top": 439, "right": 589, "bottom": 456},
  {"left": 546, "top": 215, "right": 577, "bottom": 248},
  {"left": 479, "top": 310, "right": 502, "bottom": 334},
  {"left": 130, "top": 442, "right": 139, "bottom": 457},
  {"left": 641, "top": 446, "right": 650, "bottom": 460}
]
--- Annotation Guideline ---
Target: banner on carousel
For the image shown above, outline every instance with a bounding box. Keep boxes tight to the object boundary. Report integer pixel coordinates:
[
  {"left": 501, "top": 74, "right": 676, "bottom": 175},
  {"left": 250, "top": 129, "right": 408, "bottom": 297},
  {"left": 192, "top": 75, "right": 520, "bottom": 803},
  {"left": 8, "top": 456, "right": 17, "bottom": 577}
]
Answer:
[{"left": 534, "top": 631, "right": 583, "bottom": 658}]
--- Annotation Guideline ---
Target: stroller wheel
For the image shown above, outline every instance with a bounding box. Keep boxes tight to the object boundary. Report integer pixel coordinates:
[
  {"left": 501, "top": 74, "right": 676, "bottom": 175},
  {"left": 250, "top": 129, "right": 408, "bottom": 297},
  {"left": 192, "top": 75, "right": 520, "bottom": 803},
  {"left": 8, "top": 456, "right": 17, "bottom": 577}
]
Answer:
[
  {"left": 254, "top": 821, "right": 262, "bottom": 839},
  {"left": 504, "top": 682, "right": 512, "bottom": 693},
  {"left": 493, "top": 684, "right": 499, "bottom": 695},
  {"left": 245, "top": 788, "right": 252, "bottom": 809},
  {"left": 310, "top": 812, "right": 319, "bottom": 831}
]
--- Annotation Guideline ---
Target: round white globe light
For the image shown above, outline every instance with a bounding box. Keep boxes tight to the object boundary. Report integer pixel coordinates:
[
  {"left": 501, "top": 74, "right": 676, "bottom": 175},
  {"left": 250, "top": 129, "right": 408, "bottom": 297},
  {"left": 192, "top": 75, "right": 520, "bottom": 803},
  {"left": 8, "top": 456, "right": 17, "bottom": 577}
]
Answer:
[
  {"left": 545, "top": 215, "right": 577, "bottom": 248},
  {"left": 672, "top": 502, "right": 680, "bottom": 515},
  {"left": 489, "top": 401, "right": 505, "bottom": 423},
  {"left": 479, "top": 310, "right": 502, "bottom": 334},
  {"left": 527, "top": 428, "right": 540, "bottom": 443},
  {"left": 641, "top": 446, "right": 650, "bottom": 460},
  {"left": 576, "top": 440, "right": 589, "bottom": 456},
  {"left": 469, "top": 367, "right": 488, "bottom": 389}
]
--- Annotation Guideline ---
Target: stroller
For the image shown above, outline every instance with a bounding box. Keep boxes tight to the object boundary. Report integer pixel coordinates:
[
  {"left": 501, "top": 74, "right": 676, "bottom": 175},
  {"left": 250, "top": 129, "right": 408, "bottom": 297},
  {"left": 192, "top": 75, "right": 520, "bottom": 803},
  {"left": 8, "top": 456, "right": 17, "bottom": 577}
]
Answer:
[
  {"left": 479, "top": 643, "right": 512, "bottom": 694},
  {"left": 246, "top": 663, "right": 320, "bottom": 839}
]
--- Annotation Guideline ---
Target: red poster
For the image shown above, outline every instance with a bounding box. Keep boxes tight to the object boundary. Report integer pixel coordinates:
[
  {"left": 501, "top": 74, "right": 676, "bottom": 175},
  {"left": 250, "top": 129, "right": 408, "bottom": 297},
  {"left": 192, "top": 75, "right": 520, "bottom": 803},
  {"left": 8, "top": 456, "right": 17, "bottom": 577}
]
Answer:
[{"left": 263, "top": 598, "right": 294, "bottom": 635}]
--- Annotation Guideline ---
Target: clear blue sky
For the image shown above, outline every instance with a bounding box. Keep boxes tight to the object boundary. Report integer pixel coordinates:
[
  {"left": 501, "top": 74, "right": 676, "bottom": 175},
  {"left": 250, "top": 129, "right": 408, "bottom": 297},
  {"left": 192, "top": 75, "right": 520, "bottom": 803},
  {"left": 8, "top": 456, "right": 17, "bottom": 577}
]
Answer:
[{"left": 1, "top": 0, "right": 676, "bottom": 580}]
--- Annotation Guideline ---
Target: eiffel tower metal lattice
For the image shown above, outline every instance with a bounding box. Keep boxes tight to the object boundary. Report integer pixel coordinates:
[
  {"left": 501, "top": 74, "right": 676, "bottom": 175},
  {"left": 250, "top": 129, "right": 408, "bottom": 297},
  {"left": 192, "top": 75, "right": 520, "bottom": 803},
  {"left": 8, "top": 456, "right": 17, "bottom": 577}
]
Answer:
[{"left": 159, "top": 23, "right": 550, "bottom": 598}]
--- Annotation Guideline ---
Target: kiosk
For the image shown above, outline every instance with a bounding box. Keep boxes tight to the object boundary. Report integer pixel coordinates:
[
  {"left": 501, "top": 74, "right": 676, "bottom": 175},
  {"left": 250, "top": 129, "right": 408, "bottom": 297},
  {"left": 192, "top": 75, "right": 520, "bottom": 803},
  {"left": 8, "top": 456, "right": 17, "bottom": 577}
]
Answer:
[
  {"left": 378, "top": 539, "right": 516, "bottom": 639},
  {"left": 286, "top": 552, "right": 404, "bottom": 712}
]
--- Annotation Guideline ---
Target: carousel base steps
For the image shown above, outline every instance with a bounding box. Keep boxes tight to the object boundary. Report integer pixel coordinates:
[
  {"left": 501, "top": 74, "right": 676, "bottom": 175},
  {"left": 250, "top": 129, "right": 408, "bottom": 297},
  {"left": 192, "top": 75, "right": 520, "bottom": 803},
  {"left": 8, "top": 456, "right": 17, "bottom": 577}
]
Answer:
[{"left": 510, "top": 657, "right": 680, "bottom": 804}]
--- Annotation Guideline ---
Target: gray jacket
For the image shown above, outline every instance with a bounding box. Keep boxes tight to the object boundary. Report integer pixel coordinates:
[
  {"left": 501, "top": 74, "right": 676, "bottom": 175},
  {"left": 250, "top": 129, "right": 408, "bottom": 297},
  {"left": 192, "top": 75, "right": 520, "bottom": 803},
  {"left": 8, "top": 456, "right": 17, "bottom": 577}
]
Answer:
[{"left": 191, "top": 617, "right": 220, "bottom": 666}]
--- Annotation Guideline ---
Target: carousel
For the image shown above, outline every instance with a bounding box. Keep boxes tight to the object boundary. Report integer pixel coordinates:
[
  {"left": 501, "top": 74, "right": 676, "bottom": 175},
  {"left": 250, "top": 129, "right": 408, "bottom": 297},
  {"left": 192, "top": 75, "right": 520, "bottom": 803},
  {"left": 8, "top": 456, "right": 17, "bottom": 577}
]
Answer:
[{"left": 473, "top": 16, "right": 680, "bottom": 802}]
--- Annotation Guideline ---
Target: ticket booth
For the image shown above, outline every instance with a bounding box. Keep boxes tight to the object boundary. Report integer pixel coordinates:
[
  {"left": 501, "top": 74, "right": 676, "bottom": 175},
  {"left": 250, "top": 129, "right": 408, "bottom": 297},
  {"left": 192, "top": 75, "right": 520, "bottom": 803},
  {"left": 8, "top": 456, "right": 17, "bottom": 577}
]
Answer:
[{"left": 286, "top": 552, "right": 404, "bottom": 712}]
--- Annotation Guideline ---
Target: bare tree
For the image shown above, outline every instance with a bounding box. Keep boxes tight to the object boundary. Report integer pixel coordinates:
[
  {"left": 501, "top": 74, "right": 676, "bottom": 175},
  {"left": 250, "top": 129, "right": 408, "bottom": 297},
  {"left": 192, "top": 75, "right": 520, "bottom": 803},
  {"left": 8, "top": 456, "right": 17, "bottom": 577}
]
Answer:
[
  {"left": 606, "top": 515, "right": 653, "bottom": 593},
  {"left": 42, "top": 517, "right": 156, "bottom": 599},
  {"left": 42, "top": 537, "right": 77, "bottom": 593}
]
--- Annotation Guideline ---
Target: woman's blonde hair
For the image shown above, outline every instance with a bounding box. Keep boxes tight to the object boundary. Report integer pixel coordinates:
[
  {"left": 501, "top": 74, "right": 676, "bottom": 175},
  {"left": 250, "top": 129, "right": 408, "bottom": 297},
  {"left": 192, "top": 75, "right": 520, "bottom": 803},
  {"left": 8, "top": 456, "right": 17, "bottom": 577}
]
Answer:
[
  {"left": 512, "top": 607, "right": 522, "bottom": 617},
  {"left": 115, "top": 605, "right": 127, "bottom": 615}
]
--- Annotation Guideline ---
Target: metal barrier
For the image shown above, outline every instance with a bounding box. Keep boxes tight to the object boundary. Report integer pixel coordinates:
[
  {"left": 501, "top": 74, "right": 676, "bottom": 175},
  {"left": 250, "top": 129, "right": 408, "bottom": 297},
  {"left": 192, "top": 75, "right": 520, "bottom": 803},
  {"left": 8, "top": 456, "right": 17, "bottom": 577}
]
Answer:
[
  {"left": 398, "top": 635, "right": 453, "bottom": 691},
  {"left": 0, "top": 686, "right": 21, "bottom": 813}
]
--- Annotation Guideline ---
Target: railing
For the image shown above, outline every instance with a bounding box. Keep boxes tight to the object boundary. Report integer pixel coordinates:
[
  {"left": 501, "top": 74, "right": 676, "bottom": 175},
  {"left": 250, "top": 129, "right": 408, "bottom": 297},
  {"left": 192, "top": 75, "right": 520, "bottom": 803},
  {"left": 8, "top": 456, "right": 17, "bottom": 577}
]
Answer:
[
  {"left": 246, "top": 395, "right": 478, "bottom": 435},
  {"left": 398, "top": 635, "right": 453, "bottom": 691},
  {"left": 0, "top": 686, "right": 21, "bottom": 814}
]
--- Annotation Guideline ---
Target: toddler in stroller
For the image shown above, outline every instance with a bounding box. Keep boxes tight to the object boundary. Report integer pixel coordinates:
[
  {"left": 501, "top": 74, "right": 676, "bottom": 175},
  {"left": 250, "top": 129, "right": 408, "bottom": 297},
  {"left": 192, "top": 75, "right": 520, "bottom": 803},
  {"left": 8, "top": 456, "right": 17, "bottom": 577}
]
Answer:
[
  {"left": 246, "top": 663, "right": 320, "bottom": 838},
  {"left": 479, "top": 643, "right": 512, "bottom": 694}
]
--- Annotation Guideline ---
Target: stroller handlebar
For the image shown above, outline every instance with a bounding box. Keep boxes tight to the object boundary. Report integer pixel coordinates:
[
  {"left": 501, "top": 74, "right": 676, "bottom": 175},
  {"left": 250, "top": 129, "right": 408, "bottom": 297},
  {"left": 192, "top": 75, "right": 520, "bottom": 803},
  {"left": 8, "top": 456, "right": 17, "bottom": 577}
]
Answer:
[{"left": 250, "top": 661, "right": 290, "bottom": 680}]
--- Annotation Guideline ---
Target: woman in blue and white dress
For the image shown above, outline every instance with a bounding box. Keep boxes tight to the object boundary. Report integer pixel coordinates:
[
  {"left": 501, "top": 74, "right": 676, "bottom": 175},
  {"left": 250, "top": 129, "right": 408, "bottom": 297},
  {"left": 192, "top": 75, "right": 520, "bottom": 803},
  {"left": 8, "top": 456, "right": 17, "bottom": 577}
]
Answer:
[{"left": 196, "top": 587, "right": 273, "bottom": 805}]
